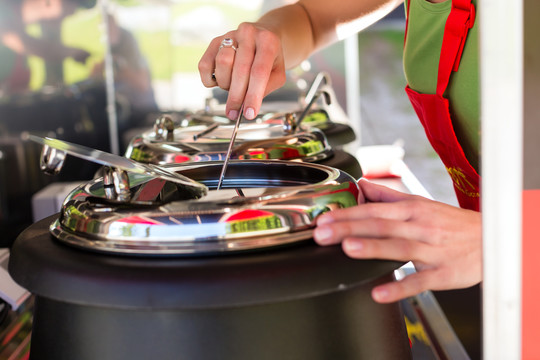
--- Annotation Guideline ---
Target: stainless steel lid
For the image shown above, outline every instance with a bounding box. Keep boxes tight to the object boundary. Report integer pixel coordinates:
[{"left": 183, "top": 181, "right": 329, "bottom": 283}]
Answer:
[
  {"left": 124, "top": 72, "right": 352, "bottom": 166},
  {"left": 52, "top": 160, "right": 359, "bottom": 255},
  {"left": 29, "top": 136, "right": 359, "bottom": 256},
  {"left": 125, "top": 117, "right": 334, "bottom": 165}
]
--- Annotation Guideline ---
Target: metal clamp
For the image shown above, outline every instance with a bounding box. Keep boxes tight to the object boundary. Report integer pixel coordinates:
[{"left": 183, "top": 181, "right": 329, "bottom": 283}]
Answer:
[
  {"left": 154, "top": 115, "right": 175, "bottom": 141},
  {"left": 40, "top": 144, "right": 67, "bottom": 176},
  {"left": 103, "top": 167, "right": 131, "bottom": 202}
]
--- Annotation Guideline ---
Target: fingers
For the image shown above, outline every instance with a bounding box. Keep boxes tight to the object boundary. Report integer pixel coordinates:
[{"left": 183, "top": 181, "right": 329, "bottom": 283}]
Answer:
[
  {"left": 198, "top": 36, "right": 223, "bottom": 86},
  {"left": 358, "top": 178, "right": 418, "bottom": 204},
  {"left": 214, "top": 46, "right": 236, "bottom": 90},
  {"left": 316, "top": 202, "right": 413, "bottom": 227},
  {"left": 240, "top": 29, "right": 286, "bottom": 120},
  {"left": 371, "top": 271, "right": 438, "bottom": 303},
  {"left": 341, "top": 236, "right": 434, "bottom": 264},
  {"left": 227, "top": 23, "right": 282, "bottom": 120},
  {"left": 198, "top": 23, "right": 285, "bottom": 121},
  {"left": 315, "top": 180, "right": 424, "bottom": 226},
  {"left": 311, "top": 180, "right": 483, "bottom": 304},
  {"left": 226, "top": 26, "right": 255, "bottom": 119},
  {"left": 313, "top": 218, "right": 404, "bottom": 245}
]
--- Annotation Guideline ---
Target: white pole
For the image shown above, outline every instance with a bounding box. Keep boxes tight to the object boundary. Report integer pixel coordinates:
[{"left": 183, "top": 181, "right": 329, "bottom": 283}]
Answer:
[
  {"left": 100, "top": 0, "right": 120, "bottom": 155},
  {"left": 481, "top": 0, "right": 523, "bottom": 358},
  {"left": 344, "top": 35, "right": 361, "bottom": 149}
]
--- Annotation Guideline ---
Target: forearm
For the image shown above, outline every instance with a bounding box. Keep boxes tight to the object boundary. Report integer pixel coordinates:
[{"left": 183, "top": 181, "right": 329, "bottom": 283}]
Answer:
[
  {"left": 256, "top": 0, "right": 403, "bottom": 70},
  {"left": 199, "top": 0, "right": 404, "bottom": 120},
  {"left": 256, "top": 4, "right": 314, "bottom": 70}
]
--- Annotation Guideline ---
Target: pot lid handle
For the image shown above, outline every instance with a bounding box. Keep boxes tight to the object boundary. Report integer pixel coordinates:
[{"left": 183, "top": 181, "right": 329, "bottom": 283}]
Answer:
[{"left": 28, "top": 135, "right": 208, "bottom": 197}]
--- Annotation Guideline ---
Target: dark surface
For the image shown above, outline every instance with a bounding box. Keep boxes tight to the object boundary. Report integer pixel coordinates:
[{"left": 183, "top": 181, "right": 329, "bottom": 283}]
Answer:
[
  {"left": 0, "top": 84, "right": 110, "bottom": 248},
  {"left": 30, "top": 276, "right": 410, "bottom": 360},
  {"left": 317, "top": 122, "right": 357, "bottom": 148},
  {"left": 10, "top": 215, "right": 412, "bottom": 360},
  {"left": 433, "top": 285, "right": 482, "bottom": 360},
  {"left": 317, "top": 148, "right": 363, "bottom": 179},
  {"left": 10, "top": 215, "right": 401, "bottom": 309}
]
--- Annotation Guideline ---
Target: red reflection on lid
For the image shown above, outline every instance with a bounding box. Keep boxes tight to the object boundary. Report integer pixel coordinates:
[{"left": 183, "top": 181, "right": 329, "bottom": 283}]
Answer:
[
  {"left": 117, "top": 216, "right": 161, "bottom": 225},
  {"left": 224, "top": 209, "right": 274, "bottom": 222},
  {"left": 173, "top": 155, "right": 191, "bottom": 163}
]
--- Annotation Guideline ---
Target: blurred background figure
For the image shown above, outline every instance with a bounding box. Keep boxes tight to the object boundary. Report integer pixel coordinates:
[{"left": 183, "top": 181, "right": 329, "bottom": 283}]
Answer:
[
  {"left": 0, "top": 0, "right": 98, "bottom": 247},
  {"left": 91, "top": 13, "right": 158, "bottom": 144},
  {"left": 0, "top": 0, "right": 95, "bottom": 94}
]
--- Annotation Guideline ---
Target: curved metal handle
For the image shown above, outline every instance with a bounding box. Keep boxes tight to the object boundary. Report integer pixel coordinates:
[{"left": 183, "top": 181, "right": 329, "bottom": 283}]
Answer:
[{"left": 28, "top": 135, "right": 208, "bottom": 198}]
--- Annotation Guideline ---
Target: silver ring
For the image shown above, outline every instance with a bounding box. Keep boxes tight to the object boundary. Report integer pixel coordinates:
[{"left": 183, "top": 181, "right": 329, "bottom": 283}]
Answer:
[{"left": 219, "top": 38, "right": 237, "bottom": 51}]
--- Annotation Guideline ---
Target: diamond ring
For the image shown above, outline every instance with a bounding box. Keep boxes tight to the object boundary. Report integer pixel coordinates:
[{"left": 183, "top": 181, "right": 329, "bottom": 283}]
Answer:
[{"left": 219, "top": 38, "right": 237, "bottom": 51}]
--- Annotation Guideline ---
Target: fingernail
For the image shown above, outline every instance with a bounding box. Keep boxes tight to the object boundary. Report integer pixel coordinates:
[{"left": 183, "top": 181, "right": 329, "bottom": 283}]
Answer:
[
  {"left": 372, "top": 287, "right": 389, "bottom": 302},
  {"left": 228, "top": 110, "right": 238, "bottom": 120},
  {"left": 244, "top": 107, "right": 255, "bottom": 120},
  {"left": 316, "top": 214, "right": 334, "bottom": 225},
  {"left": 343, "top": 239, "right": 363, "bottom": 252},
  {"left": 313, "top": 226, "right": 333, "bottom": 244}
]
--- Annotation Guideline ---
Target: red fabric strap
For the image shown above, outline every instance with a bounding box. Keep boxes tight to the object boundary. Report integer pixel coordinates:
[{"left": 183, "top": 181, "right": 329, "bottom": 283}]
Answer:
[
  {"left": 404, "top": 0, "right": 411, "bottom": 48},
  {"left": 436, "top": 0, "right": 475, "bottom": 96}
]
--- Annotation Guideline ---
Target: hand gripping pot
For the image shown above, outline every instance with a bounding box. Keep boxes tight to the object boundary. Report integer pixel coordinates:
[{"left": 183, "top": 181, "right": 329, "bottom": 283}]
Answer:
[
  {"left": 57, "top": 159, "right": 362, "bottom": 255},
  {"left": 30, "top": 135, "right": 361, "bottom": 255}
]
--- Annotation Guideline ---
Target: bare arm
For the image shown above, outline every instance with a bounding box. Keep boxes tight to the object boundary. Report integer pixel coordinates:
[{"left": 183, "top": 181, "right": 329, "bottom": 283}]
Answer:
[
  {"left": 273, "top": 0, "right": 403, "bottom": 68},
  {"left": 198, "top": 0, "right": 403, "bottom": 120}
]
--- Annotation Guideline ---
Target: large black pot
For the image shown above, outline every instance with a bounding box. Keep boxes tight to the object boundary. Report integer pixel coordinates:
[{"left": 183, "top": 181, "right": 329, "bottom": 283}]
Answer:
[{"left": 9, "top": 215, "right": 411, "bottom": 360}]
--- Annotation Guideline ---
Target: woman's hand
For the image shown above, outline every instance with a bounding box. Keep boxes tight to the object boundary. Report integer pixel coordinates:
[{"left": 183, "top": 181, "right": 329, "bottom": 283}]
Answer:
[
  {"left": 313, "top": 179, "right": 482, "bottom": 303},
  {"left": 198, "top": 22, "right": 286, "bottom": 121},
  {"left": 198, "top": 1, "right": 401, "bottom": 121}
]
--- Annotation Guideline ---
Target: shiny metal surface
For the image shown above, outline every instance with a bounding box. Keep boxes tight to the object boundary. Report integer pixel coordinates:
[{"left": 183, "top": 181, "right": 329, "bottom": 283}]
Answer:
[
  {"left": 51, "top": 160, "right": 359, "bottom": 255},
  {"left": 125, "top": 121, "right": 333, "bottom": 165},
  {"left": 296, "top": 90, "right": 331, "bottom": 130},
  {"left": 153, "top": 115, "right": 175, "bottom": 141},
  {"left": 217, "top": 104, "right": 244, "bottom": 190},
  {"left": 40, "top": 144, "right": 67, "bottom": 176},
  {"left": 28, "top": 135, "right": 208, "bottom": 198},
  {"left": 124, "top": 72, "right": 354, "bottom": 167}
]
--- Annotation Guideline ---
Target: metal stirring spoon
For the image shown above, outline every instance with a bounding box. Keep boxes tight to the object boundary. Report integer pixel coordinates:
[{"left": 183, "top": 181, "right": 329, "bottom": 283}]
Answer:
[{"left": 216, "top": 104, "right": 244, "bottom": 190}]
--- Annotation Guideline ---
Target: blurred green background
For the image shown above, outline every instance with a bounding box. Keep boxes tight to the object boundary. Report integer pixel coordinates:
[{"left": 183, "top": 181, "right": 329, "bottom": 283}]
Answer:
[{"left": 26, "top": 1, "right": 261, "bottom": 90}]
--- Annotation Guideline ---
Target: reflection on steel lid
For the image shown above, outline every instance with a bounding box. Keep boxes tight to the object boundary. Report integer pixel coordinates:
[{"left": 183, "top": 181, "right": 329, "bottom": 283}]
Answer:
[
  {"left": 51, "top": 160, "right": 360, "bottom": 256},
  {"left": 125, "top": 116, "right": 334, "bottom": 165}
]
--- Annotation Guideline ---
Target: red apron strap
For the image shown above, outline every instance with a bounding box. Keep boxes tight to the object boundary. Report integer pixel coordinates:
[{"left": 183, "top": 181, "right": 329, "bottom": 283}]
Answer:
[
  {"left": 404, "top": 0, "right": 412, "bottom": 48},
  {"left": 436, "top": 0, "right": 476, "bottom": 96}
]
